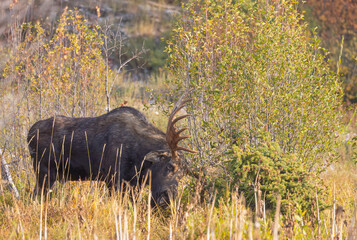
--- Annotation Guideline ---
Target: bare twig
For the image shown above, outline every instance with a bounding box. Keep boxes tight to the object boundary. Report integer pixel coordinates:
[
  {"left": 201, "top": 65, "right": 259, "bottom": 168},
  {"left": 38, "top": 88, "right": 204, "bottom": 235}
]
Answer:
[
  {"left": 332, "top": 182, "right": 336, "bottom": 239},
  {"left": 316, "top": 188, "right": 321, "bottom": 239},
  {"left": 0, "top": 148, "right": 20, "bottom": 200},
  {"left": 102, "top": 21, "right": 146, "bottom": 112}
]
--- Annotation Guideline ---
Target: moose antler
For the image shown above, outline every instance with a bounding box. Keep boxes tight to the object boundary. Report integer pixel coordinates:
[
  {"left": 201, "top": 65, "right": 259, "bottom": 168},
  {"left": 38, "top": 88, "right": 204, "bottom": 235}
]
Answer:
[{"left": 166, "top": 92, "right": 198, "bottom": 160}]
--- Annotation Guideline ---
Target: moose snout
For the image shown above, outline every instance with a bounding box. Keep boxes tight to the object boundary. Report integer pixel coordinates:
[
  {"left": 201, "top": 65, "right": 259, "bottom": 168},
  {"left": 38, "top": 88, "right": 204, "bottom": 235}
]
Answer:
[
  {"left": 158, "top": 193, "right": 169, "bottom": 206},
  {"left": 152, "top": 190, "right": 176, "bottom": 208}
]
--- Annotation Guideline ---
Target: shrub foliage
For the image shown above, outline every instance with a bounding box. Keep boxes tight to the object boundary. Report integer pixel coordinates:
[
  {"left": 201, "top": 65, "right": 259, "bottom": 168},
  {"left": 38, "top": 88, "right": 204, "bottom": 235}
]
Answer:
[
  {"left": 227, "top": 133, "right": 329, "bottom": 214},
  {"left": 2, "top": 8, "right": 107, "bottom": 119},
  {"left": 166, "top": 0, "right": 343, "bottom": 211}
]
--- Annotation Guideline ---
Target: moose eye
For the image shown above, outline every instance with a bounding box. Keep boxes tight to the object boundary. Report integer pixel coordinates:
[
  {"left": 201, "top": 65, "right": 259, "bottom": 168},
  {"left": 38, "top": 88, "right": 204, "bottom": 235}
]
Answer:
[{"left": 166, "top": 164, "right": 175, "bottom": 172}]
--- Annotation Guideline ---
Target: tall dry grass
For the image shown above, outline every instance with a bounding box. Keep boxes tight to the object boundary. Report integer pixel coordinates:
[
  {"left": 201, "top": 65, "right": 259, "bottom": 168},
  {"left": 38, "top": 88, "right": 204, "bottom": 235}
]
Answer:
[{"left": 0, "top": 166, "right": 356, "bottom": 239}]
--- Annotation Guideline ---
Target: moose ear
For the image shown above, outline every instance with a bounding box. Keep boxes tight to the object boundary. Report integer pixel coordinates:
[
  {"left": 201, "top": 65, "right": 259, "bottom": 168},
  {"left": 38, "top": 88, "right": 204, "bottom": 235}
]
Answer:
[{"left": 143, "top": 151, "right": 170, "bottom": 163}]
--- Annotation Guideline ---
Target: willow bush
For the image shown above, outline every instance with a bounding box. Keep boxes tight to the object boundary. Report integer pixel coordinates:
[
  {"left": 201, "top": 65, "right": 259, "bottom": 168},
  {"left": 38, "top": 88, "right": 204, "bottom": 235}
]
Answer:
[
  {"left": 2, "top": 8, "right": 107, "bottom": 120},
  {"left": 166, "top": 0, "right": 343, "bottom": 211}
]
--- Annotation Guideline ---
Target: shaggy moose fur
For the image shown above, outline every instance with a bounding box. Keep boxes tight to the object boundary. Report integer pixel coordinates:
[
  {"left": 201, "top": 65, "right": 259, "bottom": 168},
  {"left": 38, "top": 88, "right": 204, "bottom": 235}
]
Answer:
[{"left": 28, "top": 100, "right": 195, "bottom": 207}]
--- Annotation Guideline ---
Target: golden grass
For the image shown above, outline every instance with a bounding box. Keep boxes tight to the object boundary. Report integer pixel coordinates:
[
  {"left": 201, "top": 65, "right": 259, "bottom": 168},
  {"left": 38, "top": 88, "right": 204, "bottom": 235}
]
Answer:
[{"left": 0, "top": 159, "right": 356, "bottom": 239}]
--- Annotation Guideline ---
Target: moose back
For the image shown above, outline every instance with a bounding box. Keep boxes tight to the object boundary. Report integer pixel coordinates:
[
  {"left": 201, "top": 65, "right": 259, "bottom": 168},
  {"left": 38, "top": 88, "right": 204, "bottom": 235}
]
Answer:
[{"left": 27, "top": 95, "right": 196, "bottom": 207}]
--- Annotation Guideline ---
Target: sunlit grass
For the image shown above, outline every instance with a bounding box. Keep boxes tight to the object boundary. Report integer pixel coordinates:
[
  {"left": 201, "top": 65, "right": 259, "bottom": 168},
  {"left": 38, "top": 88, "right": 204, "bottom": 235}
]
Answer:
[{"left": 0, "top": 158, "right": 356, "bottom": 239}]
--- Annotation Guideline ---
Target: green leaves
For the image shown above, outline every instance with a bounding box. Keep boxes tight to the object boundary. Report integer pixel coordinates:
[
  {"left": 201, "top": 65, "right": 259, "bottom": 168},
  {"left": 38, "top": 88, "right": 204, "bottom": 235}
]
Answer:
[
  {"left": 227, "top": 135, "right": 329, "bottom": 213},
  {"left": 167, "top": 0, "right": 342, "bottom": 170},
  {"left": 165, "top": 0, "right": 343, "bottom": 215}
]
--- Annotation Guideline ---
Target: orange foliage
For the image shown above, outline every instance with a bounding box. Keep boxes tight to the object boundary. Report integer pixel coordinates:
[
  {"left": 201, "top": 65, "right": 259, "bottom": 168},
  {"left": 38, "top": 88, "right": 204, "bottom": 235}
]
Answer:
[
  {"left": 306, "top": 0, "right": 357, "bottom": 37},
  {"left": 306, "top": 0, "right": 357, "bottom": 104}
]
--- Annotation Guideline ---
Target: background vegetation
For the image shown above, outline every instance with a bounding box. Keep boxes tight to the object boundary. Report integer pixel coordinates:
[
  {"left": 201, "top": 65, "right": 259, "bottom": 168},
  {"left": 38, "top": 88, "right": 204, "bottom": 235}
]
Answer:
[
  {"left": 166, "top": 0, "right": 343, "bottom": 211},
  {"left": 304, "top": 0, "right": 357, "bottom": 104},
  {"left": 0, "top": 0, "right": 356, "bottom": 239}
]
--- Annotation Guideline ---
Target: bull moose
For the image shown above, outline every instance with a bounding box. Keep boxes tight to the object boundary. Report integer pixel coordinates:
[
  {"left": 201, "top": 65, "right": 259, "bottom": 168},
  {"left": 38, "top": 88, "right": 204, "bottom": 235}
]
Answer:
[{"left": 27, "top": 94, "right": 197, "bottom": 207}]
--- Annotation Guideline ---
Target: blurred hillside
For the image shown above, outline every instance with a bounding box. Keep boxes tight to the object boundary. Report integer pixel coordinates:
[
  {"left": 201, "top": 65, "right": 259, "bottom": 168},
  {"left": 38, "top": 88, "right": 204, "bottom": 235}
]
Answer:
[
  {"left": 0, "top": 0, "right": 356, "bottom": 101},
  {"left": 0, "top": 0, "right": 180, "bottom": 81},
  {"left": 304, "top": 0, "right": 357, "bottom": 104}
]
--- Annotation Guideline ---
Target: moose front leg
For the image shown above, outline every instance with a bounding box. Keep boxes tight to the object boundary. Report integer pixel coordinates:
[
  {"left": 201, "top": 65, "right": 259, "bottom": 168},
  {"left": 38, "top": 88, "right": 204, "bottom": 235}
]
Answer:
[{"left": 32, "top": 166, "right": 57, "bottom": 199}]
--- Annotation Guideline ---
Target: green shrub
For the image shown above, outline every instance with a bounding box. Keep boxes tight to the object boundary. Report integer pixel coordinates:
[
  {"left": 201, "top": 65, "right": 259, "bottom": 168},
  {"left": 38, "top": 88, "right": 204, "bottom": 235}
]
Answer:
[
  {"left": 226, "top": 131, "right": 329, "bottom": 213},
  {"left": 164, "top": 0, "right": 343, "bottom": 213},
  {"left": 167, "top": 0, "right": 342, "bottom": 170}
]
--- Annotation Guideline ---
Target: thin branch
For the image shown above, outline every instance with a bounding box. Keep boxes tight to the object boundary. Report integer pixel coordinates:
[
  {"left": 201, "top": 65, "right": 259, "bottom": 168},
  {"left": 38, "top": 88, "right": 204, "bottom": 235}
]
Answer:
[{"left": 0, "top": 148, "right": 20, "bottom": 200}]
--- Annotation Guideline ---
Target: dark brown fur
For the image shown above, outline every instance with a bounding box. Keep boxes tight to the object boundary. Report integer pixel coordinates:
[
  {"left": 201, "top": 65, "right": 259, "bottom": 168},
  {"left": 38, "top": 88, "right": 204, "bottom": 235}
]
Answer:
[{"left": 28, "top": 106, "right": 188, "bottom": 207}]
